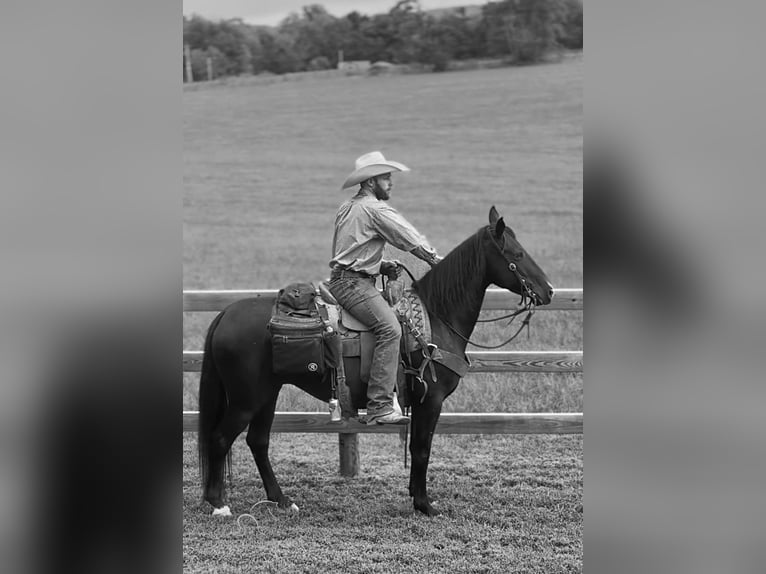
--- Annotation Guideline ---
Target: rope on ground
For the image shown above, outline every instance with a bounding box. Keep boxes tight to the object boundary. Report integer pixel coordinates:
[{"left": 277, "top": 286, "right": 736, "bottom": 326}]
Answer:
[{"left": 235, "top": 500, "right": 279, "bottom": 532}]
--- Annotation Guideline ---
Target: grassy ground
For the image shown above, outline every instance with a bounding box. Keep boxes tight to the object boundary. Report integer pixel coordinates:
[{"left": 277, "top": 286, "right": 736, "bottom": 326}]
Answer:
[
  {"left": 184, "top": 56, "right": 582, "bottom": 572},
  {"left": 183, "top": 434, "right": 582, "bottom": 574}
]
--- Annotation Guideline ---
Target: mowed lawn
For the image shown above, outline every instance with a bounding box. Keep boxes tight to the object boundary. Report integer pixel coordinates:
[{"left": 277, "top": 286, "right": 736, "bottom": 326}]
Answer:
[{"left": 184, "top": 56, "right": 582, "bottom": 573}]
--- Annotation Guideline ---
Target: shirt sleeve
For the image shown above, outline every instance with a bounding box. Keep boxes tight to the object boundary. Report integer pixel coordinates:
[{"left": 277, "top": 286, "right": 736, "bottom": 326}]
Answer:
[{"left": 369, "top": 203, "right": 432, "bottom": 253}]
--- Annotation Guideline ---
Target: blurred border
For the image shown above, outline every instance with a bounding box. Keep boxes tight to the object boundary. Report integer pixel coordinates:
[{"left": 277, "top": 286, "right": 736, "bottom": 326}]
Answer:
[
  {"left": 588, "top": 2, "right": 766, "bottom": 573},
  {"left": 1, "top": 2, "right": 180, "bottom": 573},
  {"left": 5, "top": 1, "right": 766, "bottom": 573}
]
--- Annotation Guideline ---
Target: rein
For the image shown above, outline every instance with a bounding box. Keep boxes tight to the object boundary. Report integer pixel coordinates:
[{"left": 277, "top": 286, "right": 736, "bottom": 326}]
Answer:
[
  {"left": 412, "top": 226, "right": 539, "bottom": 349},
  {"left": 445, "top": 306, "right": 535, "bottom": 349}
]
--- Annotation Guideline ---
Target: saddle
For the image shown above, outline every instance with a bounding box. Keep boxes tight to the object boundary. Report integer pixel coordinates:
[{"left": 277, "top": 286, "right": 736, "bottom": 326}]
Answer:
[
  {"left": 317, "top": 281, "right": 430, "bottom": 366},
  {"left": 316, "top": 281, "right": 470, "bottom": 407},
  {"left": 269, "top": 279, "right": 471, "bottom": 416}
]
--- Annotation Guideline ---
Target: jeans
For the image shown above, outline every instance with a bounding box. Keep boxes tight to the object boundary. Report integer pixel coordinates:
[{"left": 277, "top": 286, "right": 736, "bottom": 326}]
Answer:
[{"left": 328, "top": 274, "right": 401, "bottom": 417}]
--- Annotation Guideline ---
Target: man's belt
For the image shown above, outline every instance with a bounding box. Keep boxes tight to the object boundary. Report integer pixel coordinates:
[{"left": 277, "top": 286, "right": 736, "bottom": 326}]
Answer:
[{"left": 330, "top": 266, "right": 376, "bottom": 279}]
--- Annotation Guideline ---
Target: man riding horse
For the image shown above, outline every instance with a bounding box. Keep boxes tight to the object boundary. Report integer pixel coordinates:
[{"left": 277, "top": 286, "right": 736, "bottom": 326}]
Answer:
[
  {"left": 199, "top": 194, "right": 553, "bottom": 515},
  {"left": 328, "top": 151, "right": 442, "bottom": 425}
]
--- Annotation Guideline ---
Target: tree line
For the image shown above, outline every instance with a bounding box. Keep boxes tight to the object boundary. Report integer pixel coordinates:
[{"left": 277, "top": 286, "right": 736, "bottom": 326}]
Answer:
[{"left": 183, "top": 0, "right": 582, "bottom": 80}]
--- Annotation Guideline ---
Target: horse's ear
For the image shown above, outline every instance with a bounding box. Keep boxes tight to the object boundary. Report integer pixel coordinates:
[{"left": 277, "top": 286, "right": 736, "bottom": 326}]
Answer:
[
  {"left": 494, "top": 216, "right": 506, "bottom": 238},
  {"left": 489, "top": 206, "right": 500, "bottom": 225}
]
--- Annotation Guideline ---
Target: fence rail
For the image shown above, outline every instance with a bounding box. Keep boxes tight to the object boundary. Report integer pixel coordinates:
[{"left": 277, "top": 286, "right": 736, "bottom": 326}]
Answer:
[
  {"left": 183, "top": 349, "right": 582, "bottom": 373},
  {"left": 183, "top": 288, "right": 583, "bottom": 312},
  {"left": 182, "top": 411, "right": 582, "bottom": 434}
]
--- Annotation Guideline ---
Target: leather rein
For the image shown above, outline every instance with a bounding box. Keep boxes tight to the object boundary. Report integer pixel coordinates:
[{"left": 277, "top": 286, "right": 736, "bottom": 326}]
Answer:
[{"left": 428, "top": 226, "right": 539, "bottom": 349}]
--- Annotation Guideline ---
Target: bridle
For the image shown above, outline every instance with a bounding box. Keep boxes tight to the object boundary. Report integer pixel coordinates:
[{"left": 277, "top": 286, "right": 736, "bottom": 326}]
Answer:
[
  {"left": 438, "top": 225, "right": 538, "bottom": 349},
  {"left": 486, "top": 224, "right": 539, "bottom": 307}
]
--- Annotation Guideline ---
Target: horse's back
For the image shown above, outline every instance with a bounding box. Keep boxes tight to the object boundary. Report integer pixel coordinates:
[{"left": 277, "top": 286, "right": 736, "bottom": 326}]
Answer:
[{"left": 212, "top": 297, "right": 273, "bottom": 364}]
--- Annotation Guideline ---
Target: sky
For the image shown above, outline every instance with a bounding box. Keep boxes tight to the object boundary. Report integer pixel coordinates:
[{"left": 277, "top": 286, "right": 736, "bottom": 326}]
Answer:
[{"left": 182, "top": 0, "right": 486, "bottom": 27}]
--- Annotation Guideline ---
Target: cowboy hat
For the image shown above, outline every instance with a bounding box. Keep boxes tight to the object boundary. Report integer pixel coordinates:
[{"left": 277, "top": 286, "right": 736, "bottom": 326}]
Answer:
[{"left": 341, "top": 151, "right": 410, "bottom": 190}]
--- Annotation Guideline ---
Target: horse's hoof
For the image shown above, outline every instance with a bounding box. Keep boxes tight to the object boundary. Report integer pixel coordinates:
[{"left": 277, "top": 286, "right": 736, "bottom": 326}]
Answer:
[
  {"left": 276, "top": 499, "right": 299, "bottom": 513},
  {"left": 212, "top": 505, "right": 232, "bottom": 517},
  {"left": 414, "top": 502, "right": 440, "bottom": 517}
]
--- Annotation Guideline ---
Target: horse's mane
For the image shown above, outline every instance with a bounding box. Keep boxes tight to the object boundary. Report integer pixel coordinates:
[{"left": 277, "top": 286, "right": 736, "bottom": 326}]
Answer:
[{"left": 413, "top": 228, "right": 486, "bottom": 319}]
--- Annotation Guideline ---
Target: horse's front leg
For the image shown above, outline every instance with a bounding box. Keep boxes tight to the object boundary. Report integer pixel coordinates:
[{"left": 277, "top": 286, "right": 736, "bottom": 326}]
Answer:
[{"left": 408, "top": 395, "right": 444, "bottom": 516}]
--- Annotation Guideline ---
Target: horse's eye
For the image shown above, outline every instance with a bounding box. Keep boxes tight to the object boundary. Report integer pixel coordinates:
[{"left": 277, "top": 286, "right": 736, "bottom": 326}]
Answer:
[{"left": 514, "top": 251, "right": 524, "bottom": 261}]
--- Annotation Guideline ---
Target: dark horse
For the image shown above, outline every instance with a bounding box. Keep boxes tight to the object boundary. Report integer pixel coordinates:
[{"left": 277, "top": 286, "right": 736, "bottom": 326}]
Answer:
[{"left": 198, "top": 206, "right": 553, "bottom": 516}]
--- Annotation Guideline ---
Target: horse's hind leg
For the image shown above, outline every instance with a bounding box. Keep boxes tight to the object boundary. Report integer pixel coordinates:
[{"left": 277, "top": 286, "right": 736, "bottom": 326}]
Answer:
[
  {"left": 203, "top": 407, "right": 254, "bottom": 511},
  {"left": 245, "top": 391, "right": 298, "bottom": 511}
]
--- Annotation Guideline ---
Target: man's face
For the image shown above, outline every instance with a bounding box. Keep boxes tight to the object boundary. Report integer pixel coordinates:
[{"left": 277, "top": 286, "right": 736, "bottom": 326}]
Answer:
[{"left": 372, "top": 173, "right": 393, "bottom": 200}]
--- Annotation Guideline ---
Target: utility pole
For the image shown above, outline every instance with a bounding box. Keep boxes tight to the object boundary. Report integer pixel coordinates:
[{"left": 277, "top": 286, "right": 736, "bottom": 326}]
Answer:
[
  {"left": 206, "top": 57, "right": 213, "bottom": 81},
  {"left": 184, "top": 44, "right": 193, "bottom": 83}
]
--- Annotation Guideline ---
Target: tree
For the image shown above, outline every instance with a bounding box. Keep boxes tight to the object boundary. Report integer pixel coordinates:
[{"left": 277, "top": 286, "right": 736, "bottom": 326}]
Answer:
[
  {"left": 386, "top": 0, "right": 427, "bottom": 63},
  {"left": 258, "top": 29, "right": 303, "bottom": 74},
  {"left": 418, "top": 16, "right": 457, "bottom": 71},
  {"left": 183, "top": 15, "right": 252, "bottom": 76},
  {"left": 480, "top": 2, "right": 514, "bottom": 57},
  {"left": 182, "top": 1, "right": 576, "bottom": 81},
  {"left": 233, "top": 23, "right": 273, "bottom": 74},
  {"left": 338, "top": 12, "right": 372, "bottom": 61},
  {"left": 277, "top": 5, "right": 344, "bottom": 69},
  {"left": 183, "top": 15, "right": 217, "bottom": 51},
  {"left": 188, "top": 46, "right": 228, "bottom": 81},
  {"left": 480, "top": 0, "right": 568, "bottom": 63},
  {"left": 558, "top": 0, "right": 583, "bottom": 50}
]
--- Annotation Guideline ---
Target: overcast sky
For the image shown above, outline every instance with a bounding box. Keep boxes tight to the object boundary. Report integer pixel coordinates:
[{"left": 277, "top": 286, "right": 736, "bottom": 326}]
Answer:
[{"left": 183, "top": 0, "right": 486, "bottom": 27}]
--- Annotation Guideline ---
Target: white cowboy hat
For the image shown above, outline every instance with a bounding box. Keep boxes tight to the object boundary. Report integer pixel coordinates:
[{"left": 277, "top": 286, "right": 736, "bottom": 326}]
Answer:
[{"left": 340, "top": 151, "right": 410, "bottom": 190}]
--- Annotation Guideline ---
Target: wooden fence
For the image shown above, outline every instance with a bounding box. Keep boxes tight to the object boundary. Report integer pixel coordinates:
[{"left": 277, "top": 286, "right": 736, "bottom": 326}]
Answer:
[{"left": 183, "top": 288, "right": 583, "bottom": 475}]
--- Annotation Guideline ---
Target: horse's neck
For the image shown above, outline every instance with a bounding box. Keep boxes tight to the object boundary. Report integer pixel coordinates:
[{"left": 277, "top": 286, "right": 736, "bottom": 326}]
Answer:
[
  {"left": 445, "top": 272, "right": 488, "bottom": 345},
  {"left": 421, "top": 256, "right": 489, "bottom": 347}
]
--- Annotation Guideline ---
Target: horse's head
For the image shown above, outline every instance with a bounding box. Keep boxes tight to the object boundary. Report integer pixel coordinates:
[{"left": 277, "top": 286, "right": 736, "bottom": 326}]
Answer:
[{"left": 484, "top": 206, "right": 554, "bottom": 306}]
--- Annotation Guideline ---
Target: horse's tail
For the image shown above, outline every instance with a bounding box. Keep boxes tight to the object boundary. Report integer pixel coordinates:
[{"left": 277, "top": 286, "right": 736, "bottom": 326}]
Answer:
[{"left": 197, "top": 309, "right": 227, "bottom": 493}]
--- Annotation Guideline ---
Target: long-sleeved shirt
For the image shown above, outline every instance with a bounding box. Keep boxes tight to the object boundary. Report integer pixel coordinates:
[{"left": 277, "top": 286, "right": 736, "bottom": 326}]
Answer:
[{"left": 329, "top": 190, "right": 436, "bottom": 276}]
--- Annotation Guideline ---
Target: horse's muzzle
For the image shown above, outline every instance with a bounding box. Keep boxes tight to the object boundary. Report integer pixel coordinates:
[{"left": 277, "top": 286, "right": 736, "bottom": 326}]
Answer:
[{"left": 536, "top": 284, "right": 555, "bottom": 306}]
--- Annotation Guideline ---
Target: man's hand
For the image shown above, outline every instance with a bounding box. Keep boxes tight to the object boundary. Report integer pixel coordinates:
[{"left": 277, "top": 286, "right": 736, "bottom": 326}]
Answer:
[
  {"left": 410, "top": 245, "right": 441, "bottom": 267},
  {"left": 380, "top": 260, "right": 401, "bottom": 278},
  {"left": 429, "top": 255, "right": 443, "bottom": 267}
]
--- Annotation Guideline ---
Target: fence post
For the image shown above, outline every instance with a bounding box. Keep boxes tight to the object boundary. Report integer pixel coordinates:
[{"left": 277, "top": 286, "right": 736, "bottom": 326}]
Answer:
[
  {"left": 338, "top": 434, "right": 358, "bottom": 477},
  {"left": 337, "top": 374, "right": 358, "bottom": 476},
  {"left": 184, "top": 44, "right": 193, "bottom": 83}
]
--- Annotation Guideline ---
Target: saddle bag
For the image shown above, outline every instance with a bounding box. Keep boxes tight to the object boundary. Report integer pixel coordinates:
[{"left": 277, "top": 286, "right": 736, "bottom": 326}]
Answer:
[{"left": 267, "top": 282, "right": 329, "bottom": 376}]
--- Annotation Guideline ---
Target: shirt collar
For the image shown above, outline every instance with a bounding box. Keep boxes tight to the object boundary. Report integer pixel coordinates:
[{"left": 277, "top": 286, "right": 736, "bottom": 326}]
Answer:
[{"left": 353, "top": 188, "right": 378, "bottom": 201}]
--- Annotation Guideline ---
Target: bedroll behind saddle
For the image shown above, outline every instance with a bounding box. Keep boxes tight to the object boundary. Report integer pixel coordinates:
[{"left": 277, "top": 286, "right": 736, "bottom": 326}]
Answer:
[{"left": 267, "top": 282, "right": 340, "bottom": 377}]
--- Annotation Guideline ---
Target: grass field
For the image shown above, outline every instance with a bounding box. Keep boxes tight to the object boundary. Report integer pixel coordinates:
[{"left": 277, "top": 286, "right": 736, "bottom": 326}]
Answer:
[{"left": 184, "top": 55, "right": 582, "bottom": 573}]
